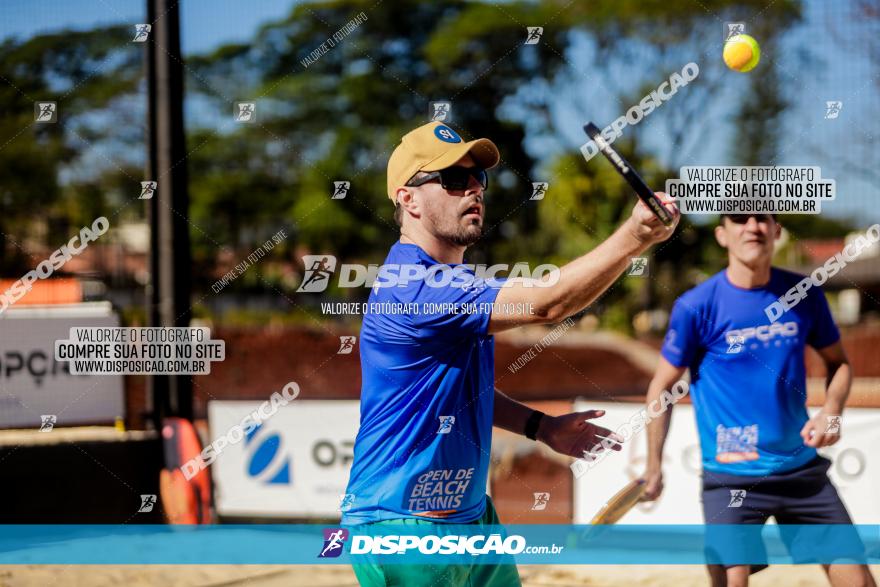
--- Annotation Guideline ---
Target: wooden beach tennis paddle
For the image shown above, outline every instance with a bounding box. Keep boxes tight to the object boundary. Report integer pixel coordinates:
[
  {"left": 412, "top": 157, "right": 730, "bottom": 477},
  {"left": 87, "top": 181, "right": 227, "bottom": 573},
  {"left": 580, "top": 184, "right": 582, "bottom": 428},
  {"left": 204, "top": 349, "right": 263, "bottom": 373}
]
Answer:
[{"left": 590, "top": 478, "right": 647, "bottom": 525}]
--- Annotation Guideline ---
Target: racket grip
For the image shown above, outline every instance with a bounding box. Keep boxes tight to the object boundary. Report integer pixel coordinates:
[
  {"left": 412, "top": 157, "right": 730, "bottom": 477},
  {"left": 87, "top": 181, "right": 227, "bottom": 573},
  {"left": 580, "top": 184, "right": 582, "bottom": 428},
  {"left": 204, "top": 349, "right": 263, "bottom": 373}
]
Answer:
[{"left": 639, "top": 190, "right": 674, "bottom": 227}]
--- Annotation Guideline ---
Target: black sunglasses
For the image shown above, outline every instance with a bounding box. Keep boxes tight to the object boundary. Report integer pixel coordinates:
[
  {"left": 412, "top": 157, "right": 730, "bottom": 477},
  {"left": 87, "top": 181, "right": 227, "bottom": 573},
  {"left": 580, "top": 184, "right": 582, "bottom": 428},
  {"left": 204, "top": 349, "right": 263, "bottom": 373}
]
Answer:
[
  {"left": 406, "top": 166, "right": 488, "bottom": 191},
  {"left": 724, "top": 214, "right": 775, "bottom": 224}
]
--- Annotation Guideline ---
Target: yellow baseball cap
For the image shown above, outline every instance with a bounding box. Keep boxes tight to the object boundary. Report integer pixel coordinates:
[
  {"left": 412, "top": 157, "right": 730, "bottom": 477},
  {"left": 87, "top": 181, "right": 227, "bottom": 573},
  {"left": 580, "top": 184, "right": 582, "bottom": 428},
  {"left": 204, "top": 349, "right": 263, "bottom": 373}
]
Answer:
[{"left": 386, "top": 122, "right": 500, "bottom": 203}]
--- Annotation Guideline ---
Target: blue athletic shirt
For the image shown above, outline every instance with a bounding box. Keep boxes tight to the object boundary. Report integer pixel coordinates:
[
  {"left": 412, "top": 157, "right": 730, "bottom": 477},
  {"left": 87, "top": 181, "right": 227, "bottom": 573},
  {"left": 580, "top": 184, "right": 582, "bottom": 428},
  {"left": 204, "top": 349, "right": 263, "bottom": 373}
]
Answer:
[
  {"left": 341, "top": 242, "right": 504, "bottom": 524},
  {"left": 660, "top": 268, "right": 840, "bottom": 476}
]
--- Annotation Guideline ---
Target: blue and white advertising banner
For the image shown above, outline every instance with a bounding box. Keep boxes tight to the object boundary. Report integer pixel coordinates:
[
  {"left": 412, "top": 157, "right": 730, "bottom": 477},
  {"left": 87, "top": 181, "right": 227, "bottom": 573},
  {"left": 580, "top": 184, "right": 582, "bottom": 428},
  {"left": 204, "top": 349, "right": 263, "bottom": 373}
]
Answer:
[{"left": 208, "top": 400, "right": 359, "bottom": 518}]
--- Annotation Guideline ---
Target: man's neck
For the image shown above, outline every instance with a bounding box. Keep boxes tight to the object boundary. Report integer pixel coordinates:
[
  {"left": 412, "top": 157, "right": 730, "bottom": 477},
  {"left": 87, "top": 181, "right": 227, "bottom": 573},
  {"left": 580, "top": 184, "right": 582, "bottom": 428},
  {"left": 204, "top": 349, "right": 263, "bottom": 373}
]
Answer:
[
  {"left": 726, "top": 256, "right": 772, "bottom": 288},
  {"left": 400, "top": 229, "right": 466, "bottom": 265}
]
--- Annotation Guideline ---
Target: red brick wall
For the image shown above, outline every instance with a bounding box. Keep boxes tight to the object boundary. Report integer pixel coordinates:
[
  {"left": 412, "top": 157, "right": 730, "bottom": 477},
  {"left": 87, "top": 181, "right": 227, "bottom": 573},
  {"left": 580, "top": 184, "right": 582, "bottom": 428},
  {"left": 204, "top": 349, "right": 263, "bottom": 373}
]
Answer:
[
  {"left": 123, "top": 323, "right": 880, "bottom": 429},
  {"left": 181, "top": 326, "right": 652, "bottom": 420}
]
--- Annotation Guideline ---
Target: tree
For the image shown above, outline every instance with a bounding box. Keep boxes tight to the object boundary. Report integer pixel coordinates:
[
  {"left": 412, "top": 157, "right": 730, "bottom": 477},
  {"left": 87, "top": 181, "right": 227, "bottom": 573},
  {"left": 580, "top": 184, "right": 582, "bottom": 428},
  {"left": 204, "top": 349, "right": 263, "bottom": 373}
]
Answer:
[{"left": 0, "top": 27, "right": 142, "bottom": 272}]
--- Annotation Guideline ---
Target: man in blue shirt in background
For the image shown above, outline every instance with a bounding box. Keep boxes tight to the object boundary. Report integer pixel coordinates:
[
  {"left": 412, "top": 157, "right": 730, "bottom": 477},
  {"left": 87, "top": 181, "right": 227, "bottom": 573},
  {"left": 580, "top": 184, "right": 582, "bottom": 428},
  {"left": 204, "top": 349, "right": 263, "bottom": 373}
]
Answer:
[
  {"left": 642, "top": 213, "right": 876, "bottom": 587},
  {"left": 342, "top": 121, "right": 680, "bottom": 586}
]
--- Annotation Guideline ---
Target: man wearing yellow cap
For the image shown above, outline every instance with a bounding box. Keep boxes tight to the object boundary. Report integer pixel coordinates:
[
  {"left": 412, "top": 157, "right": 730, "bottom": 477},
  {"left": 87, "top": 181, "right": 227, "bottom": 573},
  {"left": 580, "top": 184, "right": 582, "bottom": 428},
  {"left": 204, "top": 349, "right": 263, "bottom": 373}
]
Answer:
[{"left": 341, "top": 121, "right": 679, "bottom": 586}]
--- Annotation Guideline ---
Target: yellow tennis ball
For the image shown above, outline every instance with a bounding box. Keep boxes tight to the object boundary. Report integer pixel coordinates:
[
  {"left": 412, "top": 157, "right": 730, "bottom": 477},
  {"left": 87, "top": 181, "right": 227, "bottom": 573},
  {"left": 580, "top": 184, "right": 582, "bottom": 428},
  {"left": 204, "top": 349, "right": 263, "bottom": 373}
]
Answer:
[{"left": 723, "top": 34, "right": 761, "bottom": 72}]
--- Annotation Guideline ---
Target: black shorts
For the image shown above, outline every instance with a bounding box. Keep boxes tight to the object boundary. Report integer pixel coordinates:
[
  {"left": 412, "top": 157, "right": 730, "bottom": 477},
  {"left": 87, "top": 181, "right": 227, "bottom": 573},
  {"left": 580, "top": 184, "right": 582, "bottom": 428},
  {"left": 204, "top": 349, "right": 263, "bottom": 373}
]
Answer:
[{"left": 701, "top": 456, "right": 866, "bottom": 567}]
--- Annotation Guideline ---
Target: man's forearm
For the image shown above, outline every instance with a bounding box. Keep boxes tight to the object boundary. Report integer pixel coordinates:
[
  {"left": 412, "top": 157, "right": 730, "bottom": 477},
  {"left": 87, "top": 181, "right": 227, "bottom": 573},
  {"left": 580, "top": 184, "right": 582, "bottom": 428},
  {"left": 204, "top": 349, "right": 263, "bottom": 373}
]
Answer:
[
  {"left": 823, "top": 361, "right": 852, "bottom": 414},
  {"left": 489, "top": 219, "right": 651, "bottom": 333},
  {"left": 645, "top": 379, "right": 673, "bottom": 470},
  {"left": 489, "top": 198, "right": 678, "bottom": 334},
  {"left": 493, "top": 388, "right": 537, "bottom": 436},
  {"left": 529, "top": 219, "right": 649, "bottom": 322}
]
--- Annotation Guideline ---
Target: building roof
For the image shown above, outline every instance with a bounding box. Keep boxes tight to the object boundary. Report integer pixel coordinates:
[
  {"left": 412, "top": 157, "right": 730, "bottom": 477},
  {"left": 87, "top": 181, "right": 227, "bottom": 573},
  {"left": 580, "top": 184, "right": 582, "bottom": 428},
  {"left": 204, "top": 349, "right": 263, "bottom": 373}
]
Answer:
[{"left": 0, "top": 278, "right": 82, "bottom": 305}]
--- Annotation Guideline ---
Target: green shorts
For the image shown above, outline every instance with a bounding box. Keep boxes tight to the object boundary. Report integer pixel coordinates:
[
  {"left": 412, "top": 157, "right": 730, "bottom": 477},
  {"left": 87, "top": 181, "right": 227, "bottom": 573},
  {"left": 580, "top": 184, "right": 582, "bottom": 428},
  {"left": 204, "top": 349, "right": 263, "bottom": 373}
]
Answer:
[{"left": 351, "top": 495, "right": 522, "bottom": 587}]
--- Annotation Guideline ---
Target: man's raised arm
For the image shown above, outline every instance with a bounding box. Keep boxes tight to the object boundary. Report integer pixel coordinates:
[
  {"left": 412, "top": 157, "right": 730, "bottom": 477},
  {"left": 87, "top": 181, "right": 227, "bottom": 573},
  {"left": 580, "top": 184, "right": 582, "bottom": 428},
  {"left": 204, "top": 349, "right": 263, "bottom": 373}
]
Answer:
[{"left": 489, "top": 195, "right": 679, "bottom": 334}]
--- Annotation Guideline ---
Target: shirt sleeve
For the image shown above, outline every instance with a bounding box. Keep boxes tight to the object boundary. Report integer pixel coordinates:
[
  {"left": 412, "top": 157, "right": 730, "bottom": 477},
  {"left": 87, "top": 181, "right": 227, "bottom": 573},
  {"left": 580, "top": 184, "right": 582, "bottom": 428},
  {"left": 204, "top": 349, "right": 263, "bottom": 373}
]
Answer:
[
  {"left": 806, "top": 287, "right": 841, "bottom": 350},
  {"left": 661, "top": 298, "right": 701, "bottom": 368},
  {"left": 407, "top": 268, "right": 504, "bottom": 339}
]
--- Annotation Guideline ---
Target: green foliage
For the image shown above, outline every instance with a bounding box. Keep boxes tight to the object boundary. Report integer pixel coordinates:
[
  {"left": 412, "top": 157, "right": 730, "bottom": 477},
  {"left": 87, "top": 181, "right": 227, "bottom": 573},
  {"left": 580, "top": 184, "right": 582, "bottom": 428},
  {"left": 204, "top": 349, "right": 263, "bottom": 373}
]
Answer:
[{"left": 0, "top": 26, "right": 141, "bottom": 271}]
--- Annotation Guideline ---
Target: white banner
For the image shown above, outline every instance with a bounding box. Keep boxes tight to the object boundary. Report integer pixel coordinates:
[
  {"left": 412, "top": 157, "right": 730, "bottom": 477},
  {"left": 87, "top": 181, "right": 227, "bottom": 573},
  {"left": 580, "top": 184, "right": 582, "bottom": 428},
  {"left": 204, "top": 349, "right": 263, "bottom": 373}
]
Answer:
[
  {"left": 0, "top": 303, "right": 123, "bottom": 428},
  {"left": 208, "top": 399, "right": 359, "bottom": 518},
  {"left": 573, "top": 401, "right": 880, "bottom": 524}
]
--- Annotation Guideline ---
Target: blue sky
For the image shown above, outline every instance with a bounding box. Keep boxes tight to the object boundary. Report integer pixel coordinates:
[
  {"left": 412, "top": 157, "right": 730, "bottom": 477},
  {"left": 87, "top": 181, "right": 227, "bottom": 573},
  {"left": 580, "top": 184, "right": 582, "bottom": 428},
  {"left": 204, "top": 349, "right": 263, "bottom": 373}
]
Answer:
[
  {"left": 0, "top": 0, "right": 293, "bottom": 55},
  {"left": 2, "top": 0, "right": 876, "bottom": 225}
]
